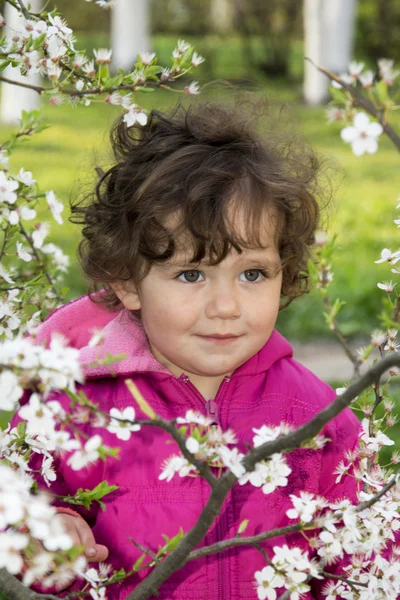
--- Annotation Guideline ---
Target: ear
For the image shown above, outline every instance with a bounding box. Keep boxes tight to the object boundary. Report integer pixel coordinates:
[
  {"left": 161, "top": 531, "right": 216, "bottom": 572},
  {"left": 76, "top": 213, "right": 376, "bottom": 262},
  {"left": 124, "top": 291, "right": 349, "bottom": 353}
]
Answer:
[{"left": 111, "top": 282, "right": 141, "bottom": 311}]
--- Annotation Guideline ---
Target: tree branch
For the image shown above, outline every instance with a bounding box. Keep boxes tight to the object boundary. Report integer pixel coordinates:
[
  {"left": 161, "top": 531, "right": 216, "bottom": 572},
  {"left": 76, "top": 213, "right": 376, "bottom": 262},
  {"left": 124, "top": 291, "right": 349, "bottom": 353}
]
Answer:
[
  {"left": 15, "top": 0, "right": 30, "bottom": 19},
  {"left": 305, "top": 57, "right": 400, "bottom": 152},
  {"left": 0, "top": 568, "right": 59, "bottom": 600},
  {"left": 125, "top": 353, "right": 400, "bottom": 599}
]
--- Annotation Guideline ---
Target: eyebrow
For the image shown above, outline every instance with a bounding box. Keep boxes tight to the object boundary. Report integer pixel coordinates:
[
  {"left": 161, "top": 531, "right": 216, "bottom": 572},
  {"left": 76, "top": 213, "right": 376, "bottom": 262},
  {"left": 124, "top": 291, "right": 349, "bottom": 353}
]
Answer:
[{"left": 167, "top": 255, "right": 281, "bottom": 269}]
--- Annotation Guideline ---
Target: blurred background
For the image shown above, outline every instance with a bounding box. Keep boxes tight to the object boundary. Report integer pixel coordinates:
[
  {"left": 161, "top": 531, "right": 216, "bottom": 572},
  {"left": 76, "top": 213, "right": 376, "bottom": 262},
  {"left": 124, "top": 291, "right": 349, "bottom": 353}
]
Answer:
[{"left": 0, "top": 0, "right": 399, "bottom": 349}]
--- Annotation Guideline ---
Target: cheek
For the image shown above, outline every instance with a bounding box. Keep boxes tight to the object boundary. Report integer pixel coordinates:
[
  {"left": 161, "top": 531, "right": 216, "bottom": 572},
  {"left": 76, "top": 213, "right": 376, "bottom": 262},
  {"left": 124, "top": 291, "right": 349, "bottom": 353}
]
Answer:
[{"left": 140, "top": 284, "right": 200, "bottom": 334}]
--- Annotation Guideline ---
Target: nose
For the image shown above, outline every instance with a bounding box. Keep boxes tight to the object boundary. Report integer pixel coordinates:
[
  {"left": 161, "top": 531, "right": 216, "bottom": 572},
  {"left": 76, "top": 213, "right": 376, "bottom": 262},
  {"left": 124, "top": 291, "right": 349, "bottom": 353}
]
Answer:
[{"left": 205, "top": 282, "right": 241, "bottom": 320}]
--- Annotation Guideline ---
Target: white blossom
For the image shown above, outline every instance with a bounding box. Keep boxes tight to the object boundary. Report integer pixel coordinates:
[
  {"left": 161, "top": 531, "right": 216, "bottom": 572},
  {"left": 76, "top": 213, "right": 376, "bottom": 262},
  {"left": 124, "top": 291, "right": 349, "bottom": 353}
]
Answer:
[
  {"left": 41, "top": 242, "right": 69, "bottom": 272},
  {"left": 341, "top": 112, "right": 383, "bottom": 156},
  {"left": 32, "top": 222, "right": 50, "bottom": 248},
  {"left": 45, "top": 190, "right": 64, "bottom": 224},
  {"left": 158, "top": 454, "right": 195, "bottom": 481},
  {"left": 94, "top": 48, "right": 112, "bottom": 64},
  {"left": 254, "top": 565, "right": 285, "bottom": 600},
  {"left": 287, "top": 492, "right": 319, "bottom": 523},
  {"left": 0, "top": 171, "right": 18, "bottom": 204},
  {"left": 348, "top": 61, "right": 364, "bottom": 79},
  {"left": 139, "top": 51, "right": 155, "bottom": 65},
  {"left": 378, "top": 58, "right": 400, "bottom": 86},
  {"left": 191, "top": 52, "right": 205, "bottom": 67},
  {"left": 0, "top": 263, "right": 14, "bottom": 284},
  {"left": 107, "top": 406, "right": 141, "bottom": 441},
  {"left": 176, "top": 410, "right": 213, "bottom": 427},
  {"left": 360, "top": 419, "right": 395, "bottom": 452},
  {"left": 123, "top": 106, "right": 148, "bottom": 128},
  {"left": 375, "top": 248, "right": 400, "bottom": 264},
  {"left": 185, "top": 436, "right": 200, "bottom": 454},
  {"left": 172, "top": 39, "right": 191, "bottom": 59},
  {"left": 67, "top": 435, "right": 102, "bottom": 470},
  {"left": 184, "top": 81, "right": 200, "bottom": 95},
  {"left": 377, "top": 281, "right": 396, "bottom": 293},
  {"left": 359, "top": 70, "right": 374, "bottom": 88},
  {"left": 0, "top": 531, "right": 29, "bottom": 574},
  {"left": 16, "top": 241, "right": 32, "bottom": 262},
  {"left": 218, "top": 446, "right": 246, "bottom": 479},
  {"left": 0, "top": 369, "right": 23, "bottom": 410}
]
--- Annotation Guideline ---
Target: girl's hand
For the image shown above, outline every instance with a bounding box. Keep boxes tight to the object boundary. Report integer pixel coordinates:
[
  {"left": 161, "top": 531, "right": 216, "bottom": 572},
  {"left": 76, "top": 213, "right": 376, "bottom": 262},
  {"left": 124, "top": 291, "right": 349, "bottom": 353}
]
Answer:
[{"left": 55, "top": 513, "right": 109, "bottom": 562}]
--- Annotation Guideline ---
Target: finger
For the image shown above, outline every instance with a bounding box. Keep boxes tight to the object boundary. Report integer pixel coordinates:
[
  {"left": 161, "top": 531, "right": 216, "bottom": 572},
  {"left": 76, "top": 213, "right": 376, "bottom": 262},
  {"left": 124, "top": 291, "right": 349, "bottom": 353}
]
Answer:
[
  {"left": 87, "top": 544, "right": 109, "bottom": 563},
  {"left": 54, "top": 515, "right": 82, "bottom": 549},
  {"left": 75, "top": 520, "right": 98, "bottom": 557}
]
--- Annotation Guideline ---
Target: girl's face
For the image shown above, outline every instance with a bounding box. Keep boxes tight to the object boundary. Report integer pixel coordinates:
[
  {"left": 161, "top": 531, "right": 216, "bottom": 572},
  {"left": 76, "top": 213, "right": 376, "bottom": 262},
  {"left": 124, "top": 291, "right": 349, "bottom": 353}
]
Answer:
[{"left": 114, "top": 209, "right": 282, "bottom": 397}]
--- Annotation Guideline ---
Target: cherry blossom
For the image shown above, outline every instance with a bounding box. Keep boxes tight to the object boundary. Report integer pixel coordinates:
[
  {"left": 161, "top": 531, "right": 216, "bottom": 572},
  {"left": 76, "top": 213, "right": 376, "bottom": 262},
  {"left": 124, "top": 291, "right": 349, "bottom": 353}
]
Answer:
[
  {"left": 0, "top": 370, "right": 23, "bottom": 411},
  {"left": 377, "top": 281, "right": 396, "bottom": 293},
  {"left": 45, "top": 190, "right": 64, "bottom": 224},
  {"left": 341, "top": 112, "right": 383, "bottom": 156},
  {"left": 254, "top": 565, "right": 285, "bottom": 600},
  {"left": 139, "top": 51, "right": 156, "bottom": 65},
  {"left": 16, "top": 241, "right": 32, "bottom": 262},
  {"left": 158, "top": 454, "right": 195, "bottom": 482},
  {"left": 191, "top": 52, "right": 205, "bottom": 67},
  {"left": 0, "top": 171, "right": 18, "bottom": 204},
  {"left": 359, "top": 70, "right": 374, "bottom": 88},
  {"left": 375, "top": 248, "right": 400, "bottom": 264},
  {"left": 286, "top": 492, "right": 319, "bottom": 523},
  {"left": 0, "top": 531, "right": 29, "bottom": 574},
  {"left": 67, "top": 435, "right": 102, "bottom": 470},
  {"left": 94, "top": 48, "right": 112, "bottom": 64},
  {"left": 123, "top": 105, "right": 148, "bottom": 128},
  {"left": 107, "top": 406, "right": 141, "bottom": 441},
  {"left": 184, "top": 81, "right": 200, "bottom": 95}
]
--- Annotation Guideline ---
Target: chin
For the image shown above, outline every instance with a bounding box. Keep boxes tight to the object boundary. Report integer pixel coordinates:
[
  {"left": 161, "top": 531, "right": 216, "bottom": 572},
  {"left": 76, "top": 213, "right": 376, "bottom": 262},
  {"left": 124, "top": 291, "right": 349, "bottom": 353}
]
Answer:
[{"left": 188, "top": 362, "right": 238, "bottom": 377}]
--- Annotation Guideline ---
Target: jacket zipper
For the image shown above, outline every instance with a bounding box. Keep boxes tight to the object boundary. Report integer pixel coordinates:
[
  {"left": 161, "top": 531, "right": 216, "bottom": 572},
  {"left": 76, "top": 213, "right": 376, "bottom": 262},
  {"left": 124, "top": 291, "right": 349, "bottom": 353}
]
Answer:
[
  {"left": 177, "top": 374, "right": 231, "bottom": 600},
  {"left": 177, "top": 374, "right": 231, "bottom": 427}
]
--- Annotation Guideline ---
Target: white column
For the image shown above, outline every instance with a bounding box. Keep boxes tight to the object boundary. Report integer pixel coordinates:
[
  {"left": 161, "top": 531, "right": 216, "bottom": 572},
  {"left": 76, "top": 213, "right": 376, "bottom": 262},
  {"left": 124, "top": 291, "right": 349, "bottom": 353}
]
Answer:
[
  {"left": 0, "top": 0, "right": 42, "bottom": 124},
  {"left": 303, "top": 0, "right": 357, "bottom": 105},
  {"left": 111, "top": 0, "right": 151, "bottom": 72},
  {"left": 210, "top": 0, "right": 234, "bottom": 33}
]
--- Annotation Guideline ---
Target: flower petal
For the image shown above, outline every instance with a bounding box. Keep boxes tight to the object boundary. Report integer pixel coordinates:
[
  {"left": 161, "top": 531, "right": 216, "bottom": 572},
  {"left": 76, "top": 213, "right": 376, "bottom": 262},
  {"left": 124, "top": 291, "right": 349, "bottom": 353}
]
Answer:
[{"left": 353, "top": 112, "right": 370, "bottom": 129}]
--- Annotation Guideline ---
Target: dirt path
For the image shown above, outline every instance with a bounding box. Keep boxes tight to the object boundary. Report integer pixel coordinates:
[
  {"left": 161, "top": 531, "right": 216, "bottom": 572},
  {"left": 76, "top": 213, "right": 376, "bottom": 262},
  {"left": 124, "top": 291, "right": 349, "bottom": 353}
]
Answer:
[{"left": 291, "top": 339, "right": 366, "bottom": 383}]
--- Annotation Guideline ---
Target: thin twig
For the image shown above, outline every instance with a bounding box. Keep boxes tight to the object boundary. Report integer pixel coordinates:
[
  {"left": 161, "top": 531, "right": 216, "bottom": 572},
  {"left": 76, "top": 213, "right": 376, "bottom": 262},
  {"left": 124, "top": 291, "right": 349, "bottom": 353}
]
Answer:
[
  {"left": 321, "top": 571, "right": 368, "bottom": 591},
  {"left": 16, "top": 0, "right": 30, "bottom": 19},
  {"left": 18, "top": 221, "right": 63, "bottom": 303},
  {"left": 322, "top": 295, "right": 361, "bottom": 378},
  {"left": 129, "top": 538, "right": 159, "bottom": 564},
  {"left": 126, "top": 354, "right": 400, "bottom": 600}
]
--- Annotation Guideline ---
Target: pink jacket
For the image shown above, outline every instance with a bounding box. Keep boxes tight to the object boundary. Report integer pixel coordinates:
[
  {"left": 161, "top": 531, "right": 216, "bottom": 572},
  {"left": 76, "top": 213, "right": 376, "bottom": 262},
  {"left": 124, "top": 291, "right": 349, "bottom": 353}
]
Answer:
[{"left": 14, "top": 295, "right": 361, "bottom": 600}]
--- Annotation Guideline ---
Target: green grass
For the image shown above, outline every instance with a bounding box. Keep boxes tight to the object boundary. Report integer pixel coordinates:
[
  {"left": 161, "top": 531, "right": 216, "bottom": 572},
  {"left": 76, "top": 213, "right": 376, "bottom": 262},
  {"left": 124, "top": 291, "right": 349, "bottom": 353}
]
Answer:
[{"left": 1, "top": 35, "right": 400, "bottom": 341}]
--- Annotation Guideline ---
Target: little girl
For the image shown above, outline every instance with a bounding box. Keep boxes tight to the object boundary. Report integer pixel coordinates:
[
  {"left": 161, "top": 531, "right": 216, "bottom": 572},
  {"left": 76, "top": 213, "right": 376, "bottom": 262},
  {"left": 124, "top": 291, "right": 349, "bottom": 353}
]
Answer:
[{"left": 14, "top": 101, "right": 361, "bottom": 599}]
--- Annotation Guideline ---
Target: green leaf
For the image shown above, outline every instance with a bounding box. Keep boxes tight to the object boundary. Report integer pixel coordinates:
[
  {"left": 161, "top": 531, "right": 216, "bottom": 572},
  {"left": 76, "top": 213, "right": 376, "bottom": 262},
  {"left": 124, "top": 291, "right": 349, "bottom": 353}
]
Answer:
[
  {"left": 329, "top": 86, "right": 346, "bottom": 104},
  {"left": 144, "top": 65, "right": 163, "bottom": 76},
  {"left": 69, "top": 481, "right": 119, "bottom": 510},
  {"left": 161, "top": 527, "right": 184, "bottom": 553},
  {"left": 132, "top": 555, "right": 146, "bottom": 572},
  {"left": 32, "top": 32, "right": 47, "bottom": 51},
  {"left": 237, "top": 519, "right": 249, "bottom": 535},
  {"left": 374, "top": 80, "right": 388, "bottom": 104}
]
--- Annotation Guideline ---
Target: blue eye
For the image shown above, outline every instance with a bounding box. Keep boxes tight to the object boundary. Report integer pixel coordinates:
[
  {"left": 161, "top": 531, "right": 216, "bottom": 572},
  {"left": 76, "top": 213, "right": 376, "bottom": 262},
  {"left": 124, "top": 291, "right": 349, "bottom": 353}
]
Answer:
[{"left": 177, "top": 270, "right": 204, "bottom": 283}]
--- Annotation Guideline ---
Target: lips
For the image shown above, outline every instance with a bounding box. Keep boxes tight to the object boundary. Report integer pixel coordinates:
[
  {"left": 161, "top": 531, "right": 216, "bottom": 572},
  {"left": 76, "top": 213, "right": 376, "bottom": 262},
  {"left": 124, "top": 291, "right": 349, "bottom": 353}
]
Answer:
[{"left": 201, "top": 334, "right": 240, "bottom": 339}]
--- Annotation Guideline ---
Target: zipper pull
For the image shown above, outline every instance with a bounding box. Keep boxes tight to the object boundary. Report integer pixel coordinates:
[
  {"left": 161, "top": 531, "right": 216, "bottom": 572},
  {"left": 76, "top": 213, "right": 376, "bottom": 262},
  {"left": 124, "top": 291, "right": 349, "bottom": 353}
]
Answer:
[{"left": 206, "top": 399, "right": 220, "bottom": 426}]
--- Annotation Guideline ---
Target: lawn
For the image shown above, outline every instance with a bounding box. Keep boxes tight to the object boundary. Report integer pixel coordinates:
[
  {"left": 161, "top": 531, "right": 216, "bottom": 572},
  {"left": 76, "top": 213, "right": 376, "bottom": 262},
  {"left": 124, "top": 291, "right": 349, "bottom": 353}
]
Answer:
[{"left": 1, "top": 35, "right": 399, "bottom": 344}]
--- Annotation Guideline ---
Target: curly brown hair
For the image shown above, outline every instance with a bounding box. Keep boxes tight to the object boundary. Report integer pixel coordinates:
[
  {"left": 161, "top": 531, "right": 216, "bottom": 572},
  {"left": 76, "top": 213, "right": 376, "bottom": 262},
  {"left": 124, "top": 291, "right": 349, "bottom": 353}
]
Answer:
[{"left": 71, "top": 99, "right": 328, "bottom": 311}]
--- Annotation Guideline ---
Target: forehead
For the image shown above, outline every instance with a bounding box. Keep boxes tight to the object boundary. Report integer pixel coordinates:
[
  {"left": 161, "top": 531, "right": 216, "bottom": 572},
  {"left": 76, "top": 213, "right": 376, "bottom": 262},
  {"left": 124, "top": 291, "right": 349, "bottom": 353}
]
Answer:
[{"left": 166, "top": 201, "right": 279, "bottom": 251}]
